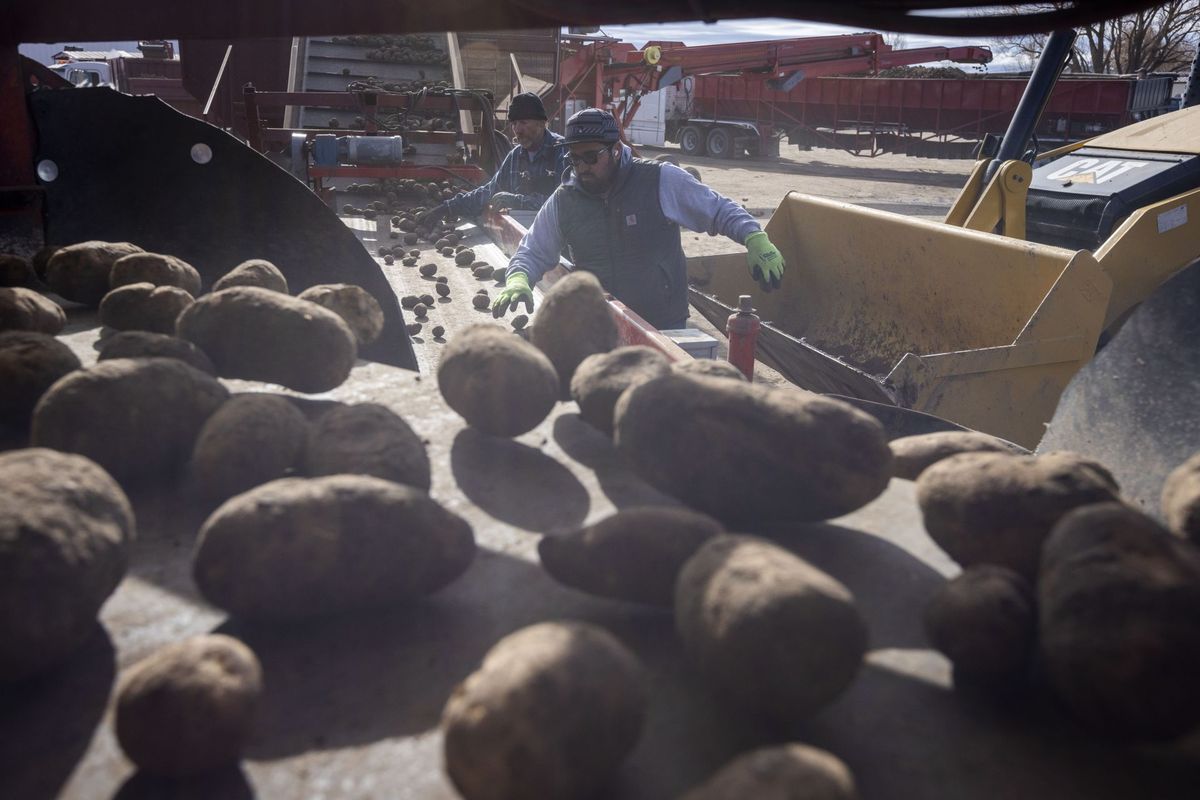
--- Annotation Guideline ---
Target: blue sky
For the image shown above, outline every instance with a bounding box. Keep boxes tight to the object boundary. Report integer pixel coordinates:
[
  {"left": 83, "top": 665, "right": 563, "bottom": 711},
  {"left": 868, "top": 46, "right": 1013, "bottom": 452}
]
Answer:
[{"left": 600, "top": 18, "right": 1023, "bottom": 71}]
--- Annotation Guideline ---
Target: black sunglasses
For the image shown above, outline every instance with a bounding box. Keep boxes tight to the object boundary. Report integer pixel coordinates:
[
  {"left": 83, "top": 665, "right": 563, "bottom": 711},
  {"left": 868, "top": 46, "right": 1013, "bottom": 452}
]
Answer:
[{"left": 567, "top": 147, "right": 612, "bottom": 166}]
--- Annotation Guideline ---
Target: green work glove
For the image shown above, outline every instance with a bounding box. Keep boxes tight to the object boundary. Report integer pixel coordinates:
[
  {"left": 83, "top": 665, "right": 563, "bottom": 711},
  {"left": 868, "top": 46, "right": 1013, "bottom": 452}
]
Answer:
[
  {"left": 415, "top": 203, "right": 449, "bottom": 233},
  {"left": 492, "top": 271, "right": 533, "bottom": 317},
  {"left": 488, "top": 192, "right": 522, "bottom": 212},
  {"left": 745, "top": 230, "right": 785, "bottom": 293}
]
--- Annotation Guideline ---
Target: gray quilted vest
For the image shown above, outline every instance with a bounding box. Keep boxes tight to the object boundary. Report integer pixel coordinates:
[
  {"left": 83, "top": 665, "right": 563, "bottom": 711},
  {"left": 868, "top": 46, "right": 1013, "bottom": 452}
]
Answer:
[{"left": 555, "top": 159, "right": 688, "bottom": 329}]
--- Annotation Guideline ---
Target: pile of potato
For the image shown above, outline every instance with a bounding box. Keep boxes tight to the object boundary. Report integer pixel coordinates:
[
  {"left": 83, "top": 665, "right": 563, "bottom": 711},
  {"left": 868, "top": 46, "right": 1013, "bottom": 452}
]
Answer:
[
  {"left": 343, "top": 178, "right": 465, "bottom": 219},
  {"left": 426, "top": 275, "right": 894, "bottom": 797},
  {"left": 8, "top": 234, "right": 1200, "bottom": 797},
  {"left": 2, "top": 236, "right": 470, "bottom": 781},
  {"left": 913, "top": 446, "right": 1200, "bottom": 741},
  {"left": 329, "top": 33, "right": 450, "bottom": 65}
]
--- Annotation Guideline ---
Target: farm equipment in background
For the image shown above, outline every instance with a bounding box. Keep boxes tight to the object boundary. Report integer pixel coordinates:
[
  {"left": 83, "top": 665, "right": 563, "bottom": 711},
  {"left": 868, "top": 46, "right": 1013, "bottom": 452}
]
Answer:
[
  {"left": 687, "top": 30, "right": 1200, "bottom": 508},
  {"left": 552, "top": 32, "right": 995, "bottom": 157},
  {"left": 46, "top": 40, "right": 201, "bottom": 116}
]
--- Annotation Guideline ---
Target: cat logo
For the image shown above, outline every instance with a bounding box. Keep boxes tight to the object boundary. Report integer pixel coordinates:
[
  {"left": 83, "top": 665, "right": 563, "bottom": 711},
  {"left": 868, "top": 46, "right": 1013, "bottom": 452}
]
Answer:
[{"left": 1045, "top": 158, "right": 1151, "bottom": 185}]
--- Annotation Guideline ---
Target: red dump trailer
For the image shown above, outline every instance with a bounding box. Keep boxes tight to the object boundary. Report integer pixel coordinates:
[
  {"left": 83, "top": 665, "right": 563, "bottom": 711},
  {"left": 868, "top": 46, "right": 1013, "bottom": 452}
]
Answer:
[{"left": 667, "top": 72, "right": 1175, "bottom": 159}]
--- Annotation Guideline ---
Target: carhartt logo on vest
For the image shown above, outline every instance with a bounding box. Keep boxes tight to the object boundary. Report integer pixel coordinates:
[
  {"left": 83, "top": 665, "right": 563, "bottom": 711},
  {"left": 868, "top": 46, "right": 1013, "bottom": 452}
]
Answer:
[{"left": 625, "top": 215, "right": 638, "bottom": 226}]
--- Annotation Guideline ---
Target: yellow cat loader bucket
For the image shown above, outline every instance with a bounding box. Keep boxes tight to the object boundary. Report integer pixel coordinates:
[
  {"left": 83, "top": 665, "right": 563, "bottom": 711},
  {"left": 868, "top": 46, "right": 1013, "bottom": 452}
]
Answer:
[
  {"left": 689, "top": 105, "right": 1200, "bottom": 450},
  {"left": 688, "top": 194, "right": 1114, "bottom": 449}
]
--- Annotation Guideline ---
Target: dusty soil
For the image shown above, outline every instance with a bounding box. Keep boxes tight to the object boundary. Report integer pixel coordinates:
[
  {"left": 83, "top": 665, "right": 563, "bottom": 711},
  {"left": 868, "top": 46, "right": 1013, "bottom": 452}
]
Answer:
[{"left": 644, "top": 143, "right": 975, "bottom": 259}]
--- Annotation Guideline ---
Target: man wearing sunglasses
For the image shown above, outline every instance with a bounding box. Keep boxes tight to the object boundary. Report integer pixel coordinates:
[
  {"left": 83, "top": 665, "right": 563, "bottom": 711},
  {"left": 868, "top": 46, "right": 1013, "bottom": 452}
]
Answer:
[
  {"left": 416, "top": 92, "right": 569, "bottom": 229},
  {"left": 493, "top": 108, "right": 785, "bottom": 329}
]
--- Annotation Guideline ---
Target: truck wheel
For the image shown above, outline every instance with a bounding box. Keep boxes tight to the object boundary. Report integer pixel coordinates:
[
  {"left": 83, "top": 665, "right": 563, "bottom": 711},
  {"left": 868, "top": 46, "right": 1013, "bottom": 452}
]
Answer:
[
  {"left": 679, "top": 126, "right": 706, "bottom": 156},
  {"left": 705, "top": 127, "right": 734, "bottom": 159}
]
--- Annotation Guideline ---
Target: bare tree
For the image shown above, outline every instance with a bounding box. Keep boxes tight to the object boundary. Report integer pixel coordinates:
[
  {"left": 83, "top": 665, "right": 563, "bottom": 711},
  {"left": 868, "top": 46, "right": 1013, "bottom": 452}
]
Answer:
[{"left": 996, "top": 1, "right": 1200, "bottom": 73}]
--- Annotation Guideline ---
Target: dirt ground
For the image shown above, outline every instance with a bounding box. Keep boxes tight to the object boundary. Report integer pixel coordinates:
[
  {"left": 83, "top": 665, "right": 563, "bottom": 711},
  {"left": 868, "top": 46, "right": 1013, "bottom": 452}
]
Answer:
[{"left": 644, "top": 143, "right": 975, "bottom": 259}]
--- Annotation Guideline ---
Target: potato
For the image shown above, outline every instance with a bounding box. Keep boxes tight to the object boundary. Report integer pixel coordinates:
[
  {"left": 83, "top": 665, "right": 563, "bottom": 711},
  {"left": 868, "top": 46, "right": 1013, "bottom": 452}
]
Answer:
[
  {"left": 31, "top": 245, "right": 60, "bottom": 282},
  {"left": 671, "top": 358, "right": 747, "bottom": 382},
  {"left": 32, "top": 358, "right": 229, "bottom": 485},
  {"left": 0, "top": 286, "right": 66, "bottom": 334},
  {"left": 304, "top": 402, "right": 430, "bottom": 490},
  {"left": 680, "top": 744, "right": 858, "bottom": 800},
  {"left": 193, "top": 475, "right": 475, "bottom": 621},
  {"left": 109, "top": 252, "right": 202, "bottom": 296},
  {"left": 297, "top": 283, "right": 385, "bottom": 346},
  {"left": 615, "top": 374, "right": 892, "bottom": 526},
  {"left": 923, "top": 565, "right": 1035, "bottom": 687},
  {"left": 45, "top": 241, "right": 143, "bottom": 305},
  {"left": 0, "top": 448, "right": 133, "bottom": 681},
  {"left": 1161, "top": 452, "right": 1200, "bottom": 544},
  {"left": 211, "top": 258, "right": 288, "bottom": 293},
  {"left": 570, "top": 346, "right": 671, "bottom": 436},
  {"left": 0, "top": 331, "right": 80, "bottom": 431},
  {"left": 0, "top": 253, "right": 33, "bottom": 287},
  {"left": 675, "top": 535, "right": 867, "bottom": 723},
  {"left": 538, "top": 506, "right": 724, "bottom": 607},
  {"left": 98, "top": 282, "right": 194, "bottom": 334},
  {"left": 192, "top": 394, "right": 309, "bottom": 501},
  {"left": 891, "top": 431, "right": 1027, "bottom": 480},
  {"left": 455, "top": 249, "right": 475, "bottom": 266},
  {"left": 176, "top": 286, "right": 357, "bottom": 393},
  {"left": 531, "top": 271, "right": 619, "bottom": 397},
  {"left": 1039, "top": 502, "right": 1200, "bottom": 740},
  {"left": 97, "top": 330, "right": 216, "bottom": 375},
  {"left": 115, "top": 634, "right": 261, "bottom": 775},
  {"left": 917, "top": 451, "right": 1120, "bottom": 579},
  {"left": 442, "top": 622, "right": 647, "bottom": 800},
  {"left": 438, "top": 325, "right": 558, "bottom": 437}
]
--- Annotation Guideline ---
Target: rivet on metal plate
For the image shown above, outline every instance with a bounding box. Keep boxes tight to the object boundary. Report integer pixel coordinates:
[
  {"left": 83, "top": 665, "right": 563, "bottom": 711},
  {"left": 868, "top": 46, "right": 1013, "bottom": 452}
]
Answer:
[
  {"left": 36, "top": 159, "right": 59, "bottom": 182},
  {"left": 190, "top": 143, "right": 214, "bottom": 164}
]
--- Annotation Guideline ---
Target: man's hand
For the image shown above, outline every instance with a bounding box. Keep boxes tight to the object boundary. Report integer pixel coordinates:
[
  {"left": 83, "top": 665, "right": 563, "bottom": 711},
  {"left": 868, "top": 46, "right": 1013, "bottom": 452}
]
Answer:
[
  {"left": 415, "top": 203, "right": 449, "bottom": 233},
  {"left": 492, "top": 272, "right": 534, "bottom": 317},
  {"left": 745, "top": 230, "right": 785, "bottom": 293},
  {"left": 487, "top": 192, "right": 522, "bottom": 212}
]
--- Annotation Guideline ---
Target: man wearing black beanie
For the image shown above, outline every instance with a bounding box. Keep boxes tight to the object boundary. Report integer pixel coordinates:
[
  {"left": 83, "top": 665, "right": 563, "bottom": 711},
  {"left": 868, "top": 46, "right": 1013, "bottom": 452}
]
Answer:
[{"left": 418, "top": 91, "right": 568, "bottom": 228}]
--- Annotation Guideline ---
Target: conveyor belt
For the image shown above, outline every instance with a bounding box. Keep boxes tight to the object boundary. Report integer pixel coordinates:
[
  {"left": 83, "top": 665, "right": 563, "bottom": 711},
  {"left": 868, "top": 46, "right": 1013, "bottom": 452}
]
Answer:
[
  {"left": 6, "top": 316, "right": 1199, "bottom": 800},
  {"left": 295, "top": 35, "right": 454, "bottom": 131}
]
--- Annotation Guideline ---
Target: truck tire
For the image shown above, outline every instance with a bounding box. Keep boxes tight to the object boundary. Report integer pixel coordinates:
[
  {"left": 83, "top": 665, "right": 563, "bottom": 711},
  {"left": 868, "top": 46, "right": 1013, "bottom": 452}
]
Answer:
[
  {"left": 679, "top": 126, "right": 706, "bottom": 157},
  {"left": 705, "top": 127, "right": 735, "bottom": 159}
]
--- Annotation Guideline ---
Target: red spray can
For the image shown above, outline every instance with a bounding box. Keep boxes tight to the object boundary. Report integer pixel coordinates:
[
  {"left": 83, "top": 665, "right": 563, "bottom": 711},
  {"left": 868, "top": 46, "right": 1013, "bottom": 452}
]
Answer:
[{"left": 726, "top": 294, "right": 761, "bottom": 381}]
